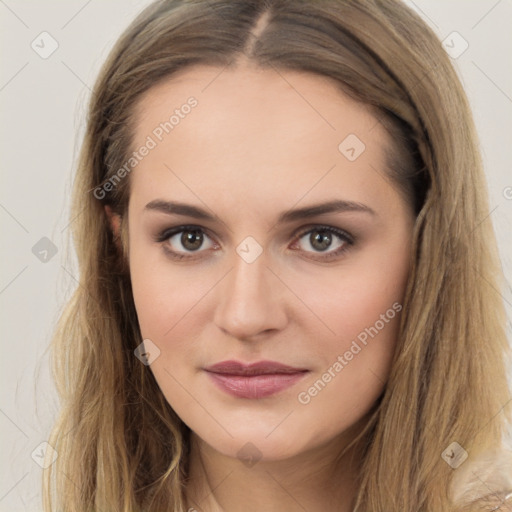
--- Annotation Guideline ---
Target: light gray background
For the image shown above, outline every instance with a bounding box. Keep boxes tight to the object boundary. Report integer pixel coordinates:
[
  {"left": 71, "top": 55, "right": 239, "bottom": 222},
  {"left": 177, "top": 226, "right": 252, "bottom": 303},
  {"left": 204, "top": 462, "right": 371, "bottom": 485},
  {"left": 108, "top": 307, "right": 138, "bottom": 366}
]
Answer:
[{"left": 1, "top": 1, "right": 511, "bottom": 510}]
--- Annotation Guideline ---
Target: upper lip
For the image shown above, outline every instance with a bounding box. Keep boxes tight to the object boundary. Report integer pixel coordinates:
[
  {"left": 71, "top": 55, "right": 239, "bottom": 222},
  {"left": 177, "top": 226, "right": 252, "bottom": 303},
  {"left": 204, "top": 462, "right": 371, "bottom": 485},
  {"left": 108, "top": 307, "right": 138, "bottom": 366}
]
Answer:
[{"left": 204, "top": 360, "right": 308, "bottom": 376}]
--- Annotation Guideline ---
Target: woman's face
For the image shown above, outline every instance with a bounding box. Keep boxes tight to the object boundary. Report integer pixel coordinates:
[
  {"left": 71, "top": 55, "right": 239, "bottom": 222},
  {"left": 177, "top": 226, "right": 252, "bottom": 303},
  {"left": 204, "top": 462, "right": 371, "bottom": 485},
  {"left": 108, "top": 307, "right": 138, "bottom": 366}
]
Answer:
[{"left": 125, "top": 64, "right": 415, "bottom": 461}]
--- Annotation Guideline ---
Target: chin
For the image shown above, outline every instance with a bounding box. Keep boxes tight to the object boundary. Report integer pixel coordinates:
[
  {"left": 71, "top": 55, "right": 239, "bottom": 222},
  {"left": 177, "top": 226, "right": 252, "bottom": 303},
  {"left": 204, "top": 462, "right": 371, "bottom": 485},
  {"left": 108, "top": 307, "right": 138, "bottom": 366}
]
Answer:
[{"left": 190, "top": 421, "right": 322, "bottom": 463}]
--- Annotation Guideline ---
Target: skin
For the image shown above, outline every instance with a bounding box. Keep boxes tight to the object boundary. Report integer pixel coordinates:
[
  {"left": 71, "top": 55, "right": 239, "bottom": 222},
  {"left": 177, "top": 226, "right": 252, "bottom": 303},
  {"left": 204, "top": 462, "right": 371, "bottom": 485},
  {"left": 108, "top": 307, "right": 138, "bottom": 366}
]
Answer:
[{"left": 108, "top": 64, "right": 415, "bottom": 512}]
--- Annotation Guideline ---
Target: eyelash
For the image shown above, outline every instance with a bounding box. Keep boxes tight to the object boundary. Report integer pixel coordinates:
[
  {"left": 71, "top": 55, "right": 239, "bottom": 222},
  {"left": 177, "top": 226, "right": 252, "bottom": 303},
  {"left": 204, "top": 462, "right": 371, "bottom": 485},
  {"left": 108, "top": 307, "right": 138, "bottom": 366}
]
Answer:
[{"left": 154, "top": 224, "right": 355, "bottom": 262}]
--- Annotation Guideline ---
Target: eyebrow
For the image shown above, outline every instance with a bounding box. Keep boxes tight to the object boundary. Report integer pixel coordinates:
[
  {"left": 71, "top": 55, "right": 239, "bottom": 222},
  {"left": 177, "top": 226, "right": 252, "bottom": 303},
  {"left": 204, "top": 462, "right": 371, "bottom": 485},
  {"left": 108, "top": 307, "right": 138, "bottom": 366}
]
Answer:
[{"left": 144, "top": 199, "right": 376, "bottom": 223}]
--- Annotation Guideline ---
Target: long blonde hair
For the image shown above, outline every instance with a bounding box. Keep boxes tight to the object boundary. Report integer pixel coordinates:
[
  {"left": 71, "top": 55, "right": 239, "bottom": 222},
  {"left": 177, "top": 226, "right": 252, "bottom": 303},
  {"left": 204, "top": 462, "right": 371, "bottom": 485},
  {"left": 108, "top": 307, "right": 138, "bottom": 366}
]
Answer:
[{"left": 44, "top": 1, "right": 512, "bottom": 510}]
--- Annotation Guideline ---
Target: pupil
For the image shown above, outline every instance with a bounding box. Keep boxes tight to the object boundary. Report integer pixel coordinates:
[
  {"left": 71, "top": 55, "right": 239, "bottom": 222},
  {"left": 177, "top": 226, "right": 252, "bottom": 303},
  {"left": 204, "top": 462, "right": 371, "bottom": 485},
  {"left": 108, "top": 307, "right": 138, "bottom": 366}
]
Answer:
[
  {"left": 182, "top": 230, "right": 203, "bottom": 251},
  {"left": 311, "top": 231, "right": 332, "bottom": 251}
]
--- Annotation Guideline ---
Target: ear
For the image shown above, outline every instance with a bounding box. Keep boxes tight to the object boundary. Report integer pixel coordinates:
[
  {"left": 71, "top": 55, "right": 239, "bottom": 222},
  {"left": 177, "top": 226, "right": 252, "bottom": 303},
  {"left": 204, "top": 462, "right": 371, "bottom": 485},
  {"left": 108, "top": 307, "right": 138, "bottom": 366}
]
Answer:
[{"left": 104, "top": 205, "right": 122, "bottom": 249}]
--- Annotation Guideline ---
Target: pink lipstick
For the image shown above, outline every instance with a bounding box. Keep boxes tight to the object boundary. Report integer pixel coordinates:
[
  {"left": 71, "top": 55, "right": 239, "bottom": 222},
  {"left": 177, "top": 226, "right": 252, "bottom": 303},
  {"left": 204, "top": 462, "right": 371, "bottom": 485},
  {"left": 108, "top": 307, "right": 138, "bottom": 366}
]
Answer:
[{"left": 204, "top": 360, "right": 309, "bottom": 399}]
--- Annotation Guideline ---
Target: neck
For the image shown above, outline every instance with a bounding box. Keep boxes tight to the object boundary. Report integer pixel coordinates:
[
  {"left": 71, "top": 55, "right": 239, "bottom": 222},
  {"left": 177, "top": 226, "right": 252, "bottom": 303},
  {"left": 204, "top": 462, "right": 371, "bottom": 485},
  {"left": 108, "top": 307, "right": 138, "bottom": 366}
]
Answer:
[{"left": 185, "top": 420, "right": 370, "bottom": 512}]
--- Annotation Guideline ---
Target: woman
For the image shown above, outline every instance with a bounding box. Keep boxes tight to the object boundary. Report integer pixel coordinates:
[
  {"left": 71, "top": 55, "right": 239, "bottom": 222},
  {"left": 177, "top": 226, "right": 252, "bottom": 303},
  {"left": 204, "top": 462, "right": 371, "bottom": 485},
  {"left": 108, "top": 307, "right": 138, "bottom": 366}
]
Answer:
[{"left": 44, "top": 0, "right": 512, "bottom": 510}]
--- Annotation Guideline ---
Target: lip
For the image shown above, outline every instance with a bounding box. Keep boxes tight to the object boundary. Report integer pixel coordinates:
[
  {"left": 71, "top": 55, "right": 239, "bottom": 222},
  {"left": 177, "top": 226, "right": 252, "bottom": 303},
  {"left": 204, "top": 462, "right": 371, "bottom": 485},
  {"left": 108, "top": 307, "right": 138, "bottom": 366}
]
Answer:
[{"left": 204, "top": 360, "right": 309, "bottom": 399}]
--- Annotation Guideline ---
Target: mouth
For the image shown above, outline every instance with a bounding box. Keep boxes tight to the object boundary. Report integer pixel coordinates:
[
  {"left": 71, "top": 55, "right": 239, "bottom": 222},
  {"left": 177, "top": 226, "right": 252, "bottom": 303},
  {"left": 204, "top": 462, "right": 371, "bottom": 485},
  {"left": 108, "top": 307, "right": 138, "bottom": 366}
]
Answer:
[{"left": 204, "top": 360, "right": 310, "bottom": 399}]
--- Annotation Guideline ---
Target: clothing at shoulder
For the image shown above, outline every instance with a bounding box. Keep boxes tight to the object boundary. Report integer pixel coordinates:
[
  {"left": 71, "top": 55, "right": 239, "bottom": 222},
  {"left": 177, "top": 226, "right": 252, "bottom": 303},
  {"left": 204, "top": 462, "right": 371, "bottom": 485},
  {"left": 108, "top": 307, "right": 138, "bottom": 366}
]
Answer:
[{"left": 450, "top": 447, "right": 512, "bottom": 511}]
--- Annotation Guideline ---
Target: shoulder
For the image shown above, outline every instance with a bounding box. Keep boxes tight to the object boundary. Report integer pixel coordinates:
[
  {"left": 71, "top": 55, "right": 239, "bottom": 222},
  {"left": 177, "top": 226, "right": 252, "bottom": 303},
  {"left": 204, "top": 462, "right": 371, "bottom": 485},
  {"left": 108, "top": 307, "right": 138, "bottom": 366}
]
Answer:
[{"left": 450, "top": 445, "right": 512, "bottom": 511}]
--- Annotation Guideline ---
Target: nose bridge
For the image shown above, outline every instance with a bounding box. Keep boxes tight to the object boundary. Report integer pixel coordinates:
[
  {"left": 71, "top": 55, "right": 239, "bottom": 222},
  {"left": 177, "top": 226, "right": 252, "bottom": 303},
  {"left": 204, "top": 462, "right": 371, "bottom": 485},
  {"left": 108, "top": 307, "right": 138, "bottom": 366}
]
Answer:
[{"left": 213, "top": 244, "right": 287, "bottom": 339}]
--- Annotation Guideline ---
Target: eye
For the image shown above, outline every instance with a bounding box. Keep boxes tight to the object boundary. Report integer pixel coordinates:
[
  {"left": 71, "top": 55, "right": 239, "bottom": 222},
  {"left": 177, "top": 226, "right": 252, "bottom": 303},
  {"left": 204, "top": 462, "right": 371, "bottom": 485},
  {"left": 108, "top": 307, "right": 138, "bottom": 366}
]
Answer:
[
  {"left": 156, "top": 225, "right": 217, "bottom": 260},
  {"left": 290, "top": 225, "right": 354, "bottom": 260},
  {"left": 155, "top": 224, "right": 354, "bottom": 262}
]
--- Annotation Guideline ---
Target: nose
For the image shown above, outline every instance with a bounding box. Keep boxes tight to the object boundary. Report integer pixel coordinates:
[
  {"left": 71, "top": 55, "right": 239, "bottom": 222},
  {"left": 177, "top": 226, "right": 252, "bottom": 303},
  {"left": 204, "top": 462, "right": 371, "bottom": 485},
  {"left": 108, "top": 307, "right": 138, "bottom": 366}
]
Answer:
[{"left": 213, "top": 247, "right": 288, "bottom": 341}]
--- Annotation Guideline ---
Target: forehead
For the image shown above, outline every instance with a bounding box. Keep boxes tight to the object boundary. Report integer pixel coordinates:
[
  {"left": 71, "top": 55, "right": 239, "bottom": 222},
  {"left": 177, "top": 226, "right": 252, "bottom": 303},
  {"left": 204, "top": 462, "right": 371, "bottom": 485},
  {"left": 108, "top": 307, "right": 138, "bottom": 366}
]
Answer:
[
  {"left": 132, "top": 64, "right": 382, "bottom": 144},
  {"left": 128, "top": 64, "right": 395, "bottom": 213}
]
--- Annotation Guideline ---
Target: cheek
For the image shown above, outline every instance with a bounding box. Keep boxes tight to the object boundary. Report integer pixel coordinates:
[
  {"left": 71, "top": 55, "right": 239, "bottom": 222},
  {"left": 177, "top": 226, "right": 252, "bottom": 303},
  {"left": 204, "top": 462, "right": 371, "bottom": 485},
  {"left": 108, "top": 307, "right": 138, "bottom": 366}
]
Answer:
[
  {"left": 298, "top": 277, "right": 403, "bottom": 390},
  {"left": 290, "top": 251, "right": 407, "bottom": 413},
  {"left": 293, "top": 252, "right": 408, "bottom": 357},
  {"left": 292, "top": 280, "right": 403, "bottom": 448},
  {"left": 129, "top": 245, "right": 211, "bottom": 340}
]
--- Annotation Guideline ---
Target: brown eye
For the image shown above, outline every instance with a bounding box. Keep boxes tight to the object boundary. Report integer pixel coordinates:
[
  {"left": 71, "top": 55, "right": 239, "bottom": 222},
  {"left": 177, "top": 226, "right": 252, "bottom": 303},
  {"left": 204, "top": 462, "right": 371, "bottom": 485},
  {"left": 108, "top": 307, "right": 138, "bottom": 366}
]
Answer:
[
  {"left": 308, "top": 230, "right": 334, "bottom": 252},
  {"left": 156, "top": 225, "right": 216, "bottom": 259},
  {"left": 180, "top": 229, "right": 204, "bottom": 251},
  {"left": 292, "top": 225, "right": 354, "bottom": 261}
]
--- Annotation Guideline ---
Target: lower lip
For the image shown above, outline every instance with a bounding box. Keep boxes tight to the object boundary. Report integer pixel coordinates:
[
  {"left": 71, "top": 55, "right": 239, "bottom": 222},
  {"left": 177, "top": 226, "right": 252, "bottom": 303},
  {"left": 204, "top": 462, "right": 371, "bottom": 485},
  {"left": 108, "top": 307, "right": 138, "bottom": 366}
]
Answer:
[{"left": 205, "top": 371, "right": 308, "bottom": 399}]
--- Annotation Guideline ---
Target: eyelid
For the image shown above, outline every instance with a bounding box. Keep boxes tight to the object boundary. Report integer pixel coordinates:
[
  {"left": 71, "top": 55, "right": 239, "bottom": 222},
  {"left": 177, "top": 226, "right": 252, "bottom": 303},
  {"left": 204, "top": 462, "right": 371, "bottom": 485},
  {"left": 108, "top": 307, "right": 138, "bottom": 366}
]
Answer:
[
  {"left": 293, "top": 224, "right": 354, "bottom": 244},
  {"left": 155, "top": 224, "right": 215, "bottom": 244}
]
